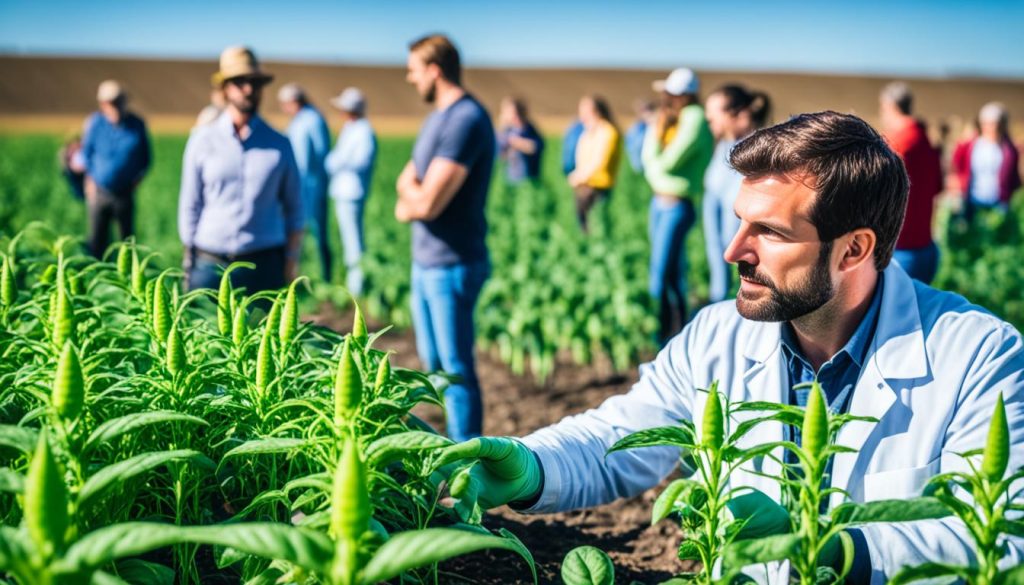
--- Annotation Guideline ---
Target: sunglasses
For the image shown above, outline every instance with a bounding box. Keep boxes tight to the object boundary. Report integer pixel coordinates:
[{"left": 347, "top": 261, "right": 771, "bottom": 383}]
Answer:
[{"left": 226, "top": 76, "right": 268, "bottom": 89}]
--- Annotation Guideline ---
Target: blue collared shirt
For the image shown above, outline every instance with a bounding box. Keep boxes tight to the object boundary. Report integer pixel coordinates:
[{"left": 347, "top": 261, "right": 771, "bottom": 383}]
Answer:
[
  {"left": 782, "top": 274, "right": 884, "bottom": 417},
  {"left": 178, "top": 112, "right": 304, "bottom": 255},
  {"left": 82, "top": 111, "right": 151, "bottom": 194},
  {"left": 286, "top": 105, "right": 332, "bottom": 208},
  {"left": 326, "top": 117, "right": 377, "bottom": 201}
]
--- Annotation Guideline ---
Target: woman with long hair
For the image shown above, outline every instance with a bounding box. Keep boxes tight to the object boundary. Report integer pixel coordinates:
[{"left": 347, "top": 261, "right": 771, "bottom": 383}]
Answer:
[
  {"left": 703, "top": 84, "right": 772, "bottom": 302},
  {"left": 568, "top": 94, "right": 622, "bottom": 233}
]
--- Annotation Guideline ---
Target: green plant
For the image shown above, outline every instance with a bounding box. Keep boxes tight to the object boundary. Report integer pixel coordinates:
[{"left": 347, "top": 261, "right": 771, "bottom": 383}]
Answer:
[
  {"left": 608, "top": 382, "right": 788, "bottom": 585},
  {"left": 561, "top": 545, "right": 615, "bottom": 585},
  {"left": 890, "top": 393, "right": 1024, "bottom": 585}
]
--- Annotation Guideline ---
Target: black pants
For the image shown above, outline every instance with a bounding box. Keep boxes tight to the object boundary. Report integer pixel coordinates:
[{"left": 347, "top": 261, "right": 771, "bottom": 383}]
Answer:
[{"left": 88, "top": 186, "right": 134, "bottom": 257}]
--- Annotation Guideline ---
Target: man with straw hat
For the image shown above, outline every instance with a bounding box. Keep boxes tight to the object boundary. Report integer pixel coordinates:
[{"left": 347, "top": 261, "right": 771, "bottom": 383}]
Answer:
[
  {"left": 82, "top": 79, "right": 151, "bottom": 257},
  {"left": 178, "top": 46, "right": 304, "bottom": 296}
]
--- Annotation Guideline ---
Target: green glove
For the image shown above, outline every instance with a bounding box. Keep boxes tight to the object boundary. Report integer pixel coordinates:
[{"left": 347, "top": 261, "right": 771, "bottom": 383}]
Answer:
[
  {"left": 723, "top": 489, "right": 792, "bottom": 540},
  {"left": 432, "top": 437, "right": 542, "bottom": 510}
]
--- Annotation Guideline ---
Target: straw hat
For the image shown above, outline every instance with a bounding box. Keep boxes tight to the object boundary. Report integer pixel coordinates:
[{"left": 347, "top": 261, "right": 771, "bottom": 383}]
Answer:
[{"left": 212, "top": 46, "right": 274, "bottom": 86}]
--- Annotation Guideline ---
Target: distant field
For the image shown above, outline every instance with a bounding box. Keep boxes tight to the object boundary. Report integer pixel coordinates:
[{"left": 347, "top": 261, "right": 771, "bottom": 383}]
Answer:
[{"left": 2, "top": 55, "right": 1023, "bottom": 137}]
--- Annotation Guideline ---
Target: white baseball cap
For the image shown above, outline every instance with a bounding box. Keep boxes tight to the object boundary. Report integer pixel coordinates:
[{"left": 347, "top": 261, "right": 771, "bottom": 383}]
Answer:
[
  {"left": 277, "top": 82, "right": 305, "bottom": 103},
  {"left": 330, "top": 87, "right": 367, "bottom": 115},
  {"left": 652, "top": 68, "right": 699, "bottom": 96},
  {"left": 979, "top": 101, "right": 1007, "bottom": 124},
  {"left": 96, "top": 79, "right": 125, "bottom": 102}
]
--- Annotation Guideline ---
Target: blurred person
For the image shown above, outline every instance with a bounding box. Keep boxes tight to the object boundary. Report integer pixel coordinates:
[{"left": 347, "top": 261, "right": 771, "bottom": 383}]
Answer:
[
  {"left": 178, "top": 46, "right": 303, "bottom": 296},
  {"left": 326, "top": 87, "right": 377, "bottom": 296},
  {"left": 194, "top": 83, "right": 226, "bottom": 128},
  {"left": 625, "top": 99, "right": 655, "bottom": 173},
  {"left": 878, "top": 82, "right": 943, "bottom": 283},
  {"left": 279, "top": 82, "right": 333, "bottom": 282},
  {"left": 561, "top": 118, "right": 584, "bottom": 175},
  {"left": 497, "top": 97, "right": 544, "bottom": 184},
  {"left": 952, "top": 102, "right": 1021, "bottom": 222},
  {"left": 81, "top": 80, "right": 152, "bottom": 257},
  {"left": 642, "top": 68, "right": 713, "bottom": 344},
  {"left": 59, "top": 131, "right": 87, "bottom": 201},
  {"left": 396, "top": 34, "right": 495, "bottom": 442},
  {"left": 703, "top": 84, "right": 772, "bottom": 303},
  {"left": 567, "top": 95, "right": 621, "bottom": 233}
]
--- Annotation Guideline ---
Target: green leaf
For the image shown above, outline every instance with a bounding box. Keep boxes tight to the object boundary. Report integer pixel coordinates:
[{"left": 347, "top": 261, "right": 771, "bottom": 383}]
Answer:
[
  {"left": 83, "top": 411, "right": 207, "bottom": 455},
  {"left": 996, "top": 564, "right": 1024, "bottom": 585},
  {"left": 561, "top": 545, "right": 614, "bottom": 585},
  {"left": 607, "top": 426, "right": 696, "bottom": 454},
  {"left": 78, "top": 450, "right": 207, "bottom": 510},
  {"left": 91, "top": 571, "right": 131, "bottom": 585},
  {"left": 652, "top": 478, "right": 701, "bottom": 525},
  {"left": 360, "top": 527, "right": 537, "bottom": 584},
  {"left": 888, "top": 561, "right": 974, "bottom": 584},
  {"left": 57, "top": 523, "right": 211, "bottom": 572},
  {"left": 722, "top": 533, "right": 800, "bottom": 569},
  {"left": 832, "top": 497, "right": 951, "bottom": 525},
  {"left": 366, "top": 431, "right": 453, "bottom": 467},
  {"left": 0, "top": 424, "right": 39, "bottom": 454},
  {"left": 999, "top": 519, "right": 1024, "bottom": 538},
  {"left": 221, "top": 438, "right": 308, "bottom": 461},
  {"left": 175, "top": 523, "right": 333, "bottom": 575},
  {"left": 0, "top": 467, "right": 24, "bottom": 493},
  {"left": 113, "top": 558, "right": 175, "bottom": 585}
]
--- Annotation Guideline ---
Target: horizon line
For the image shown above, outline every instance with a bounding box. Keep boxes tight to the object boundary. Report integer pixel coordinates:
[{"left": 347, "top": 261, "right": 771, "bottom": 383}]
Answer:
[{"left": 3, "top": 49, "right": 1024, "bottom": 83}]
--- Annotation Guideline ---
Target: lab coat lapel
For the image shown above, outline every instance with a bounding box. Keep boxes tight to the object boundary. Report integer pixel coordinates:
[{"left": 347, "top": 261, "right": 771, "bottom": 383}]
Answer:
[
  {"left": 830, "top": 264, "right": 928, "bottom": 506},
  {"left": 737, "top": 321, "right": 788, "bottom": 498}
]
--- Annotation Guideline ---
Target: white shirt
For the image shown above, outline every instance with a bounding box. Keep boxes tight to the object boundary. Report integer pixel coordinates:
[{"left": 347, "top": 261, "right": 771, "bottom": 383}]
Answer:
[
  {"left": 326, "top": 118, "right": 377, "bottom": 201},
  {"left": 970, "top": 138, "right": 1004, "bottom": 205}
]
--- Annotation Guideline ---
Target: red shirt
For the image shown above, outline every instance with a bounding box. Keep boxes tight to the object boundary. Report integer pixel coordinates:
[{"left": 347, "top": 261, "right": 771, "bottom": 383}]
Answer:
[{"left": 886, "top": 118, "right": 942, "bottom": 250}]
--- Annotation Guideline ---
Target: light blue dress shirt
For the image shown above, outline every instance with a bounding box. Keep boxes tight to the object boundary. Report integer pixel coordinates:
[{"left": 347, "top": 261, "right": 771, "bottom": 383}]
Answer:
[
  {"left": 178, "top": 112, "right": 304, "bottom": 255},
  {"left": 326, "top": 117, "right": 377, "bottom": 201},
  {"left": 287, "top": 105, "right": 332, "bottom": 210}
]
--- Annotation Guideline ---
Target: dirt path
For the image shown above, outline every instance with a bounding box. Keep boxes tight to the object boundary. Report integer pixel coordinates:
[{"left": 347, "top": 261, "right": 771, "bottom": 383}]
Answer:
[{"left": 311, "top": 304, "right": 692, "bottom": 584}]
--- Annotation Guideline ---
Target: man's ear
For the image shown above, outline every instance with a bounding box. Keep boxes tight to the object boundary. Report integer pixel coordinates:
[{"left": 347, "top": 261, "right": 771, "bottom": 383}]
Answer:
[{"left": 838, "top": 228, "right": 877, "bottom": 272}]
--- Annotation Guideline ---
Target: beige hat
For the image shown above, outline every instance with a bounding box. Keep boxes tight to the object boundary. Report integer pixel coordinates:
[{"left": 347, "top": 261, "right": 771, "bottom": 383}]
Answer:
[
  {"left": 213, "top": 46, "right": 274, "bottom": 86},
  {"left": 96, "top": 79, "right": 125, "bottom": 102}
]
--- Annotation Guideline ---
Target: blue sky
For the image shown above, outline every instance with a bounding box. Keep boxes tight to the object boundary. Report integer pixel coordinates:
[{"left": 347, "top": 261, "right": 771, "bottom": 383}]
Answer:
[{"left": 1, "top": 0, "right": 1022, "bottom": 78}]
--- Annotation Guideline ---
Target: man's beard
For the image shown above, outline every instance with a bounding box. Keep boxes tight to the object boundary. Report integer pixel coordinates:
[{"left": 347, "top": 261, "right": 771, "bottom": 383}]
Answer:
[
  {"left": 421, "top": 79, "right": 436, "bottom": 104},
  {"left": 735, "top": 241, "right": 835, "bottom": 322},
  {"left": 231, "top": 93, "right": 260, "bottom": 115}
]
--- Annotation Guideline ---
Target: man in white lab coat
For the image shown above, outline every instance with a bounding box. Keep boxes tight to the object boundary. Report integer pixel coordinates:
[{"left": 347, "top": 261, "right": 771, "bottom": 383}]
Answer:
[{"left": 436, "top": 111, "right": 1024, "bottom": 583}]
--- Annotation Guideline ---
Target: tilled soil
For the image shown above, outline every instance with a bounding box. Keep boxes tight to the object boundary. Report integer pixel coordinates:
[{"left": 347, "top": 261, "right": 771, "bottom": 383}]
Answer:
[{"left": 311, "top": 304, "right": 692, "bottom": 584}]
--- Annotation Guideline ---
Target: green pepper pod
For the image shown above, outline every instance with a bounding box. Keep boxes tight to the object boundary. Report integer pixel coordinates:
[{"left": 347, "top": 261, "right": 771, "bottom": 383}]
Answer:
[{"left": 53, "top": 341, "right": 85, "bottom": 421}]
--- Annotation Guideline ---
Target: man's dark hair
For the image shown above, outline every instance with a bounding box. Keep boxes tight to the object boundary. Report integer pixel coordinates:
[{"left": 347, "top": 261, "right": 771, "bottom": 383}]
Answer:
[
  {"left": 409, "top": 34, "right": 462, "bottom": 86},
  {"left": 729, "top": 111, "right": 909, "bottom": 270}
]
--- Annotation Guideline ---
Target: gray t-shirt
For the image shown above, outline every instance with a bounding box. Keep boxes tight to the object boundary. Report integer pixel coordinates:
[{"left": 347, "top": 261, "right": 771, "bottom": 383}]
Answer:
[{"left": 411, "top": 94, "right": 495, "bottom": 267}]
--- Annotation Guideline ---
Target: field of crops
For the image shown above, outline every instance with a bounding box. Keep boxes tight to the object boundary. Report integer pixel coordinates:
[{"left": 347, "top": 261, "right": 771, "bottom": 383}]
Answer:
[
  {"left": 2, "top": 132, "right": 1024, "bottom": 584},
  {"left": 3, "top": 133, "right": 1023, "bottom": 381},
  {"left": 1, "top": 237, "right": 1021, "bottom": 584}
]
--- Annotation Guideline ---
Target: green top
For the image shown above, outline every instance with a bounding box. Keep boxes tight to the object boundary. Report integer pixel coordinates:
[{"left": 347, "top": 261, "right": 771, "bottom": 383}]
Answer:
[{"left": 641, "top": 103, "right": 714, "bottom": 198}]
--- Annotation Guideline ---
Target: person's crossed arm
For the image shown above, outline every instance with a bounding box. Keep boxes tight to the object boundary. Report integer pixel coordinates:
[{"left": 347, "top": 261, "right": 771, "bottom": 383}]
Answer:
[{"left": 395, "top": 158, "right": 468, "bottom": 222}]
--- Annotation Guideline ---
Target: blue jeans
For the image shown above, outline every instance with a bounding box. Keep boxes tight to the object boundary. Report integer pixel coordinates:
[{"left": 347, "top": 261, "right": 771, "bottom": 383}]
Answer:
[
  {"left": 332, "top": 198, "right": 366, "bottom": 296},
  {"left": 703, "top": 187, "right": 741, "bottom": 303},
  {"left": 892, "top": 242, "right": 939, "bottom": 284},
  {"left": 306, "top": 188, "right": 333, "bottom": 283},
  {"left": 649, "top": 198, "right": 696, "bottom": 345},
  {"left": 411, "top": 261, "right": 490, "bottom": 442}
]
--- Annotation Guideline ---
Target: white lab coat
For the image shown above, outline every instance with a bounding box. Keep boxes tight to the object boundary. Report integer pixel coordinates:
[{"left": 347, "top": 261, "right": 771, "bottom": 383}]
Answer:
[{"left": 520, "top": 263, "right": 1024, "bottom": 583}]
